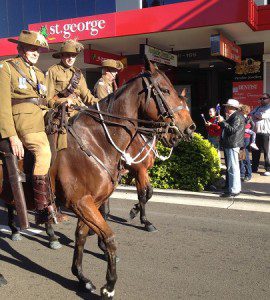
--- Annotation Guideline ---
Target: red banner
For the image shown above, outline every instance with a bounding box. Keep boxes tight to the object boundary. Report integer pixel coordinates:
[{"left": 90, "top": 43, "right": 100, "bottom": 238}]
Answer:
[
  {"left": 233, "top": 80, "right": 263, "bottom": 109},
  {"left": 0, "top": 37, "right": 18, "bottom": 56},
  {"left": 211, "top": 34, "right": 242, "bottom": 64},
  {"left": 118, "top": 65, "right": 144, "bottom": 86},
  {"left": 29, "top": 14, "right": 116, "bottom": 44},
  {"left": 84, "top": 49, "right": 123, "bottom": 65}
]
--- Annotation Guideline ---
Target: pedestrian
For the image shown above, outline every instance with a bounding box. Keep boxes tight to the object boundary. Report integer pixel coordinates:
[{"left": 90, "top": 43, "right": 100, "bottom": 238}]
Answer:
[
  {"left": 239, "top": 104, "right": 259, "bottom": 181},
  {"left": 93, "top": 59, "right": 123, "bottom": 100},
  {"left": 46, "top": 39, "right": 98, "bottom": 109},
  {"left": 204, "top": 107, "right": 222, "bottom": 150},
  {"left": 250, "top": 93, "right": 270, "bottom": 176},
  {"left": 0, "top": 30, "right": 58, "bottom": 225},
  {"left": 217, "top": 99, "right": 245, "bottom": 197}
]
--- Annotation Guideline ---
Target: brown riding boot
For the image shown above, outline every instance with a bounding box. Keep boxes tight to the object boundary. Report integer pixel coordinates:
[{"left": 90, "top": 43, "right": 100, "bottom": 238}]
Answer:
[{"left": 32, "top": 174, "right": 58, "bottom": 225}]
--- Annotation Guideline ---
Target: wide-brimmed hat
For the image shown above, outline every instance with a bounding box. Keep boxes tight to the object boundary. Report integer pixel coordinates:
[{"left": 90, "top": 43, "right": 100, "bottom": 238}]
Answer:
[
  {"left": 223, "top": 99, "right": 240, "bottom": 109},
  {"left": 52, "top": 40, "right": 84, "bottom": 59},
  {"left": 8, "top": 30, "right": 49, "bottom": 50},
  {"left": 101, "top": 59, "right": 124, "bottom": 70}
]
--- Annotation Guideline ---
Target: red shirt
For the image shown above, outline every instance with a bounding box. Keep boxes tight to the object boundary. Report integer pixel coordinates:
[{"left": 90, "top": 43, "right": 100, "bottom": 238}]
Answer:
[
  {"left": 244, "top": 123, "right": 251, "bottom": 139},
  {"left": 206, "top": 117, "right": 222, "bottom": 137}
]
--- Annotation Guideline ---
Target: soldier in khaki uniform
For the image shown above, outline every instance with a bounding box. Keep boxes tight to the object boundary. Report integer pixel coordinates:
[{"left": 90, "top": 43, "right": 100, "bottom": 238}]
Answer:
[
  {"left": 46, "top": 40, "right": 98, "bottom": 108},
  {"left": 0, "top": 30, "right": 56, "bottom": 227},
  {"left": 92, "top": 59, "right": 124, "bottom": 260},
  {"left": 93, "top": 59, "right": 124, "bottom": 100}
]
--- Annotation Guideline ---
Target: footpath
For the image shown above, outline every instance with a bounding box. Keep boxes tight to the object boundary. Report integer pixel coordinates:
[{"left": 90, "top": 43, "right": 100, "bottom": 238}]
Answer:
[{"left": 111, "top": 160, "right": 270, "bottom": 213}]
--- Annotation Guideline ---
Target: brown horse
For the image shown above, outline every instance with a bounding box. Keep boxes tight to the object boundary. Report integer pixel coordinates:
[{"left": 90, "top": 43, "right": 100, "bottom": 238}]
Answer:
[
  {"left": 0, "top": 58, "right": 195, "bottom": 298},
  {"left": 124, "top": 90, "right": 189, "bottom": 233}
]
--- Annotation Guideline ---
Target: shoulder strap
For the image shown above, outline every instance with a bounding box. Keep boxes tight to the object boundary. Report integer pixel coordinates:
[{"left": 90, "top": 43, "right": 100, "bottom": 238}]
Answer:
[
  {"left": 8, "top": 61, "right": 38, "bottom": 91},
  {"left": 59, "top": 67, "right": 82, "bottom": 98}
]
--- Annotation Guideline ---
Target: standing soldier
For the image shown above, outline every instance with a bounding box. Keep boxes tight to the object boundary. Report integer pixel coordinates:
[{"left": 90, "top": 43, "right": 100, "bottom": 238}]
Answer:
[
  {"left": 46, "top": 40, "right": 98, "bottom": 108},
  {"left": 93, "top": 59, "right": 124, "bottom": 100},
  {"left": 0, "top": 30, "right": 57, "bottom": 227}
]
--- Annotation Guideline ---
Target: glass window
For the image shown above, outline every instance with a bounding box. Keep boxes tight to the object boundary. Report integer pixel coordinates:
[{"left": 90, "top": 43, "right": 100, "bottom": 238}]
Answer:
[
  {"left": 95, "top": 0, "right": 116, "bottom": 15},
  {"left": 0, "top": 0, "right": 9, "bottom": 37},
  {"left": 22, "top": 0, "right": 41, "bottom": 28},
  {"left": 163, "top": 0, "right": 191, "bottom": 4},
  {"left": 76, "top": 0, "right": 95, "bottom": 17},
  {"left": 57, "top": 0, "right": 76, "bottom": 20},
  {"left": 40, "top": 0, "right": 58, "bottom": 22},
  {"left": 7, "top": 0, "right": 24, "bottom": 36}
]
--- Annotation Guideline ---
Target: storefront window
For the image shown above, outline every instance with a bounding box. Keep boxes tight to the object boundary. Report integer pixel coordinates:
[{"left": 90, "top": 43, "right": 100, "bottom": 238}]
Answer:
[
  {"left": 143, "top": 0, "right": 193, "bottom": 8},
  {"left": 95, "top": 0, "right": 116, "bottom": 14}
]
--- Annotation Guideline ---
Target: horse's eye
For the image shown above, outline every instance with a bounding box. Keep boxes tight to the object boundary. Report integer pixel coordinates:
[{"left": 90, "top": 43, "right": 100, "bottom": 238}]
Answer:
[{"left": 160, "top": 87, "right": 170, "bottom": 94}]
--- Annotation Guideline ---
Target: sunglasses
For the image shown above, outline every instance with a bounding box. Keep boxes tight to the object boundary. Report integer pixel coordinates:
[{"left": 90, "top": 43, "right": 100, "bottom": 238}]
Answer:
[{"left": 259, "top": 97, "right": 269, "bottom": 100}]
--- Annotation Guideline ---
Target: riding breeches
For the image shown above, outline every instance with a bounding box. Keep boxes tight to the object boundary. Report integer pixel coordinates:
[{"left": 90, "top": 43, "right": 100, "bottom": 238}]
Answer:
[{"left": 20, "top": 132, "right": 51, "bottom": 175}]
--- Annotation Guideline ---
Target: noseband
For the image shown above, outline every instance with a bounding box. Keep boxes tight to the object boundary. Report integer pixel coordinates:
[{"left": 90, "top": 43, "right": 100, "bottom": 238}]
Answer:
[{"left": 142, "top": 73, "right": 189, "bottom": 138}]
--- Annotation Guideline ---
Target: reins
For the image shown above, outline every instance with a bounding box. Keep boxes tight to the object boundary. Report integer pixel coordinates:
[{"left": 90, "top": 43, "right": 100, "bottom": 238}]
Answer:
[{"left": 64, "top": 71, "right": 188, "bottom": 181}]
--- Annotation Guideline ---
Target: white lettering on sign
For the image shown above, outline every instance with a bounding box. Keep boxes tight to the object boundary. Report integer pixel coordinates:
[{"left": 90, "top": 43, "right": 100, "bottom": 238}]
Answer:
[
  {"left": 238, "top": 84, "right": 258, "bottom": 90},
  {"left": 49, "top": 19, "right": 106, "bottom": 39},
  {"left": 144, "top": 45, "right": 177, "bottom": 67}
]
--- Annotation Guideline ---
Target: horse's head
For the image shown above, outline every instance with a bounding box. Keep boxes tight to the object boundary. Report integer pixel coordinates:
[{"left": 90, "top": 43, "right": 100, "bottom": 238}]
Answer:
[{"left": 139, "top": 57, "right": 196, "bottom": 148}]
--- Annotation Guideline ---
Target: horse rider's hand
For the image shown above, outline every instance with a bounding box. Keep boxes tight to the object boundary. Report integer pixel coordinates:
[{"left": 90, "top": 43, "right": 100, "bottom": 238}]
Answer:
[
  {"left": 9, "top": 135, "right": 24, "bottom": 160},
  {"left": 205, "top": 121, "right": 211, "bottom": 126},
  {"left": 67, "top": 98, "right": 74, "bottom": 107},
  {"left": 217, "top": 115, "right": 224, "bottom": 122}
]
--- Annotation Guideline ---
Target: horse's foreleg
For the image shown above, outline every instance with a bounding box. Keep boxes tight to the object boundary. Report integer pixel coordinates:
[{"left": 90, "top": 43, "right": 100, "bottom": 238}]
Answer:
[
  {"left": 45, "top": 223, "right": 62, "bottom": 250},
  {"left": 7, "top": 204, "right": 22, "bottom": 241},
  {"left": 135, "top": 170, "right": 157, "bottom": 232},
  {"left": 72, "top": 219, "right": 96, "bottom": 292},
  {"left": 72, "top": 195, "right": 117, "bottom": 299}
]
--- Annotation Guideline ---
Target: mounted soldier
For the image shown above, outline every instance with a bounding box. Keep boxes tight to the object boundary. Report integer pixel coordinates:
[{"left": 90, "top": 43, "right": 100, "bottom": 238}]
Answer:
[
  {"left": 46, "top": 40, "right": 99, "bottom": 109},
  {"left": 0, "top": 30, "right": 58, "bottom": 228},
  {"left": 93, "top": 59, "right": 124, "bottom": 99}
]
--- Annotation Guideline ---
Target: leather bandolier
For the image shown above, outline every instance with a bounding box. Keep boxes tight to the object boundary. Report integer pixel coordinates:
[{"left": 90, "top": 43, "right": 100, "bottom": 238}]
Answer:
[
  {"left": 0, "top": 139, "right": 29, "bottom": 229},
  {"left": 58, "top": 68, "right": 81, "bottom": 99}
]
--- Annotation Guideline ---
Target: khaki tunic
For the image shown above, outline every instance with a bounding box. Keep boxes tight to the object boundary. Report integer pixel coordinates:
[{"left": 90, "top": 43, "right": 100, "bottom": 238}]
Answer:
[
  {"left": 46, "top": 63, "right": 98, "bottom": 108},
  {"left": 93, "top": 75, "right": 113, "bottom": 100},
  {"left": 0, "top": 57, "right": 47, "bottom": 139}
]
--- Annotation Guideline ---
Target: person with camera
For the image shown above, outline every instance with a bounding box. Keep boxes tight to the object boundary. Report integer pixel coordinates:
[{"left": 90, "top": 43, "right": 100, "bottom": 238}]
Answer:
[{"left": 217, "top": 99, "right": 245, "bottom": 198}]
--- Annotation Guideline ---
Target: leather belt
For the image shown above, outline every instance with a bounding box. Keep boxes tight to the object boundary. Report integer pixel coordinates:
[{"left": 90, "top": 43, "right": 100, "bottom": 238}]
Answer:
[{"left": 11, "top": 97, "right": 47, "bottom": 107}]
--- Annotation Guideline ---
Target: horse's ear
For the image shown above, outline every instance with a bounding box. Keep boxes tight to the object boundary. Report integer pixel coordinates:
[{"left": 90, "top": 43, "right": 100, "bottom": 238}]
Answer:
[
  {"left": 181, "top": 88, "right": 187, "bottom": 97},
  {"left": 144, "top": 55, "right": 157, "bottom": 73}
]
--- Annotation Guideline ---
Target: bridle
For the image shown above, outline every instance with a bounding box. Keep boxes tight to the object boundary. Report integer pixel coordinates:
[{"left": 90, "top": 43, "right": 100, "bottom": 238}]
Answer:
[{"left": 142, "top": 72, "right": 189, "bottom": 139}]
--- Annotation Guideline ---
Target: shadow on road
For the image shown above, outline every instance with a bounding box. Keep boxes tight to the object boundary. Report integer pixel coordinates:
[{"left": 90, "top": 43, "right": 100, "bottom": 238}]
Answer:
[{"left": 0, "top": 231, "right": 101, "bottom": 299}]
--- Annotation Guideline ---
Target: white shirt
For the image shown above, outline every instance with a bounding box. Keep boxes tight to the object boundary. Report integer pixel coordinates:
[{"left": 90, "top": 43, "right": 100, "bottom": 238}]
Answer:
[{"left": 250, "top": 104, "right": 270, "bottom": 134}]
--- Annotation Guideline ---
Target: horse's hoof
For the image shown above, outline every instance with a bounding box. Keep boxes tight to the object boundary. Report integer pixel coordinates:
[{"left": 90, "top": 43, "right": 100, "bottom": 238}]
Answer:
[
  {"left": 49, "top": 240, "right": 62, "bottom": 250},
  {"left": 79, "top": 280, "right": 96, "bottom": 293},
  {"left": 101, "top": 286, "right": 115, "bottom": 300},
  {"left": 0, "top": 275, "right": 7, "bottom": 287},
  {"left": 11, "top": 233, "right": 22, "bottom": 241},
  {"left": 103, "top": 253, "right": 120, "bottom": 263},
  {"left": 146, "top": 224, "right": 158, "bottom": 233},
  {"left": 129, "top": 208, "right": 138, "bottom": 220}
]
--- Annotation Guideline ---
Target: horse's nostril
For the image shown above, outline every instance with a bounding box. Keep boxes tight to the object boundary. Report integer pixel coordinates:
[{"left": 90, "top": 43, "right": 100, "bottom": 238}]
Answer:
[{"left": 189, "top": 123, "right": 196, "bottom": 132}]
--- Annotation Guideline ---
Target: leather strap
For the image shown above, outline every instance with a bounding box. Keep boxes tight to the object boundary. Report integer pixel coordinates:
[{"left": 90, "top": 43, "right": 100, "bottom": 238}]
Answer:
[
  {"left": 8, "top": 61, "right": 38, "bottom": 91},
  {"left": 58, "top": 68, "right": 81, "bottom": 98},
  {"left": 11, "top": 97, "right": 47, "bottom": 107}
]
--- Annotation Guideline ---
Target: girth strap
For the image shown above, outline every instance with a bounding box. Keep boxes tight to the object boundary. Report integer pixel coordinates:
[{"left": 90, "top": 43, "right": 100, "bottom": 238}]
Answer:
[{"left": 68, "top": 126, "right": 117, "bottom": 185}]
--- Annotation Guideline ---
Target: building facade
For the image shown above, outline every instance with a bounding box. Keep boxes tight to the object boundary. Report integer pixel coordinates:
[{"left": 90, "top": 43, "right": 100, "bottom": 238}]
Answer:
[{"left": 1, "top": 0, "right": 270, "bottom": 132}]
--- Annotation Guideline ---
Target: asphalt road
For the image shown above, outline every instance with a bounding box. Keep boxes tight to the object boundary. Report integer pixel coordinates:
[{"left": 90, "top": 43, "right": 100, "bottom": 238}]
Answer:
[{"left": 0, "top": 199, "right": 270, "bottom": 300}]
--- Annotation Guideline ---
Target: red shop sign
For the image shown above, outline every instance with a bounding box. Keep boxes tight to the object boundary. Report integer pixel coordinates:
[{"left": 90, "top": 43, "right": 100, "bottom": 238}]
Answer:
[
  {"left": 233, "top": 80, "right": 263, "bottom": 110},
  {"left": 84, "top": 49, "right": 122, "bottom": 65},
  {"left": 29, "top": 14, "right": 116, "bottom": 44},
  {"left": 211, "top": 33, "right": 241, "bottom": 64}
]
